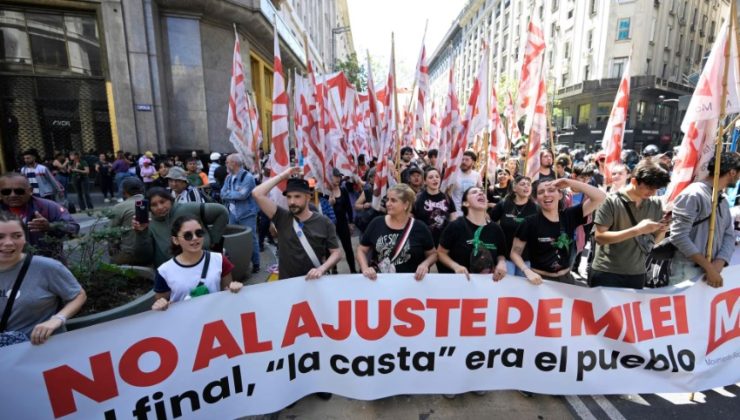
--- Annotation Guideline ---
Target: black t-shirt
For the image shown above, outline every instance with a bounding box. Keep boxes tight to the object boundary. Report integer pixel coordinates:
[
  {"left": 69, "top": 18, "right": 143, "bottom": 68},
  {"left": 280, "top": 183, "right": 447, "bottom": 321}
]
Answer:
[
  {"left": 438, "top": 217, "right": 508, "bottom": 274},
  {"left": 360, "top": 216, "right": 434, "bottom": 273},
  {"left": 487, "top": 185, "right": 511, "bottom": 205},
  {"left": 490, "top": 198, "right": 538, "bottom": 261},
  {"left": 514, "top": 204, "right": 585, "bottom": 273},
  {"left": 537, "top": 169, "right": 556, "bottom": 182},
  {"left": 412, "top": 190, "right": 456, "bottom": 245}
]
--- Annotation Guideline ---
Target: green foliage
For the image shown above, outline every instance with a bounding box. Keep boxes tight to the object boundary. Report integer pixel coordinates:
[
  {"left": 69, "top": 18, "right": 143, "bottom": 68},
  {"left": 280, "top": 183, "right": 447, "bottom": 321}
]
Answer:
[{"left": 335, "top": 52, "right": 367, "bottom": 90}]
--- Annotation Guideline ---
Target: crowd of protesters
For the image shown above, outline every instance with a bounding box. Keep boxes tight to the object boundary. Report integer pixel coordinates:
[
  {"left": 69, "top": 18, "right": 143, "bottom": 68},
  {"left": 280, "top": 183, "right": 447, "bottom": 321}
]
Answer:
[{"left": 1, "top": 142, "right": 739, "bottom": 362}]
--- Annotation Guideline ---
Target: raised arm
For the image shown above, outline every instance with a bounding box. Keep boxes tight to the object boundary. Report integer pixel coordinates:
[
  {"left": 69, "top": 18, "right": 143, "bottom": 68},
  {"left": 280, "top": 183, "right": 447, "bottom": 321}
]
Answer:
[
  {"left": 550, "top": 178, "right": 606, "bottom": 216},
  {"left": 252, "top": 166, "right": 301, "bottom": 219}
]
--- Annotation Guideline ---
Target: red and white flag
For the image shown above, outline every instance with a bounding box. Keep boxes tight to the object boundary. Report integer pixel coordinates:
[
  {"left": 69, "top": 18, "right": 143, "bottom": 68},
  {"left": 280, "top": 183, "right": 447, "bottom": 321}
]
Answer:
[
  {"left": 442, "top": 46, "right": 488, "bottom": 191},
  {"left": 439, "top": 64, "right": 462, "bottom": 187},
  {"left": 505, "top": 92, "right": 520, "bottom": 150},
  {"left": 664, "top": 20, "right": 740, "bottom": 203},
  {"left": 526, "top": 78, "right": 548, "bottom": 180},
  {"left": 428, "top": 100, "right": 440, "bottom": 155},
  {"left": 515, "top": 17, "right": 546, "bottom": 134},
  {"left": 227, "top": 29, "right": 260, "bottom": 172},
  {"left": 487, "top": 85, "right": 508, "bottom": 180},
  {"left": 370, "top": 50, "right": 397, "bottom": 211},
  {"left": 601, "top": 59, "right": 630, "bottom": 186},
  {"left": 414, "top": 42, "right": 430, "bottom": 149},
  {"left": 269, "top": 28, "right": 290, "bottom": 196}
]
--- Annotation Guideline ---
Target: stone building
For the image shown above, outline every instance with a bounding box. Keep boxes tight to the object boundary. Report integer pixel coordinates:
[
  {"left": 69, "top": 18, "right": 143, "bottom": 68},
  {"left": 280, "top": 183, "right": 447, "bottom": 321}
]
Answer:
[
  {"left": 427, "top": 0, "right": 731, "bottom": 152},
  {"left": 0, "top": 0, "right": 354, "bottom": 172}
]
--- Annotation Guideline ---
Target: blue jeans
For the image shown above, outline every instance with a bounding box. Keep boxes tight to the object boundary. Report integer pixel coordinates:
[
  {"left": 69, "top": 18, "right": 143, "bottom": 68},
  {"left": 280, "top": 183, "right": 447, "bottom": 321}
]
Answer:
[{"left": 232, "top": 214, "right": 261, "bottom": 268}]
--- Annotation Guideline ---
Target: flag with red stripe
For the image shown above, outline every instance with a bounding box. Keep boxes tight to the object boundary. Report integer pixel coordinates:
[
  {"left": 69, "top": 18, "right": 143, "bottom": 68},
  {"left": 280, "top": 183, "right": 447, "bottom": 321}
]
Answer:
[
  {"left": 601, "top": 59, "right": 630, "bottom": 185},
  {"left": 269, "top": 28, "right": 290, "bottom": 195}
]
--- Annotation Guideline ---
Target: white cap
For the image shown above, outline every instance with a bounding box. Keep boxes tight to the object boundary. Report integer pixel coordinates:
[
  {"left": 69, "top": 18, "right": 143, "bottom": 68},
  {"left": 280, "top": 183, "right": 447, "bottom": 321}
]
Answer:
[{"left": 210, "top": 152, "right": 221, "bottom": 161}]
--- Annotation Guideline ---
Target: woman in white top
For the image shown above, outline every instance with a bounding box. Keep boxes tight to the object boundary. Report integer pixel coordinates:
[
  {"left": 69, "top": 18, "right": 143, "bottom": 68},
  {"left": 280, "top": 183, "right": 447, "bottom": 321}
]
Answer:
[{"left": 152, "top": 215, "right": 242, "bottom": 310}]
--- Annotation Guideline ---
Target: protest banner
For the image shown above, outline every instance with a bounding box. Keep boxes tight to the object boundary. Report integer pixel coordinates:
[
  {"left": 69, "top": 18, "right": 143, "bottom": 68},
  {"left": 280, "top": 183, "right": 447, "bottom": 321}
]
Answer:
[{"left": 1, "top": 271, "right": 739, "bottom": 419}]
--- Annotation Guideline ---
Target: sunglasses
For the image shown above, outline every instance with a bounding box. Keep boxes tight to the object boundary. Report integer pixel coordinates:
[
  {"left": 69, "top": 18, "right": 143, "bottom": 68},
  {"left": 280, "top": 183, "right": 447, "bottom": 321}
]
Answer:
[
  {"left": 1, "top": 188, "right": 27, "bottom": 196},
  {"left": 179, "top": 229, "right": 205, "bottom": 241}
]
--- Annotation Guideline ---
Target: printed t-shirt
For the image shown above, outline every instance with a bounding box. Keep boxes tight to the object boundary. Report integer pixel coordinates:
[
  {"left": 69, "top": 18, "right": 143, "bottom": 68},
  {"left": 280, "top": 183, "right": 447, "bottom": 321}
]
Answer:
[
  {"left": 360, "top": 216, "right": 434, "bottom": 273},
  {"left": 490, "top": 199, "right": 538, "bottom": 261},
  {"left": 412, "top": 190, "right": 456, "bottom": 245},
  {"left": 514, "top": 204, "right": 586, "bottom": 273},
  {"left": 155, "top": 252, "right": 234, "bottom": 302},
  {"left": 438, "top": 217, "right": 508, "bottom": 274}
]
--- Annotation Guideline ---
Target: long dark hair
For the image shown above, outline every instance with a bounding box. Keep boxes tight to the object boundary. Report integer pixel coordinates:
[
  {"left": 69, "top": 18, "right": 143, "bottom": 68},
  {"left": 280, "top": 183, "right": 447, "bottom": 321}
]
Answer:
[{"left": 170, "top": 215, "right": 203, "bottom": 256}]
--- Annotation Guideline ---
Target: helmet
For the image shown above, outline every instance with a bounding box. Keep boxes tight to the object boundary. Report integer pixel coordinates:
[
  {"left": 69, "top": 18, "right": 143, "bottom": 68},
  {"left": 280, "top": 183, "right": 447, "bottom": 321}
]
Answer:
[
  {"left": 643, "top": 144, "right": 660, "bottom": 157},
  {"left": 622, "top": 149, "right": 640, "bottom": 171},
  {"left": 210, "top": 152, "right": 221, "bottom": 161}
]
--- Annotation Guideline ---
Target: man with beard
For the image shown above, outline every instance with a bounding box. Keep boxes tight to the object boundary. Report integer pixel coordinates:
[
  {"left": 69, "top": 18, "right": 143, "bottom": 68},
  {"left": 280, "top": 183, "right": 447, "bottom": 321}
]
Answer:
[
  {"left": 537, "top": 149, "right": 556, "bottom": 181},
  {"left": 448, "top": 150, "right": 482, "bottom": 217},
  {"left": 252, "top": 167, "right": 341, "bottom": 281}
]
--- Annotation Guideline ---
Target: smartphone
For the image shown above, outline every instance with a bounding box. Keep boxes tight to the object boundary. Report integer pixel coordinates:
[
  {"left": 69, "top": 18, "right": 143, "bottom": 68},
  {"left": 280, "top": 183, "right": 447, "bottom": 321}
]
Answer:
[{"left": 135, "top": 199, "right": 149, "bottom": 224}]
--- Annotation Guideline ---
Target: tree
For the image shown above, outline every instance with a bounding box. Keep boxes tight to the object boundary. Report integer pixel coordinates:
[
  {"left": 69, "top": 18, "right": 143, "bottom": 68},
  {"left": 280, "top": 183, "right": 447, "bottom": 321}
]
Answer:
[{"left": 335, "top": 52, "right": 367, "bottom": 91}]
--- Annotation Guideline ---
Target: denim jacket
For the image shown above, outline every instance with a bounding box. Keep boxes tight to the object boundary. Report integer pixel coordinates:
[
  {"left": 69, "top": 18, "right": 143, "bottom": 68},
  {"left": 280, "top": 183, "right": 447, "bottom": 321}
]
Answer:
[{"left": 220, "top": 169, "right": 258, "bottom": 221}]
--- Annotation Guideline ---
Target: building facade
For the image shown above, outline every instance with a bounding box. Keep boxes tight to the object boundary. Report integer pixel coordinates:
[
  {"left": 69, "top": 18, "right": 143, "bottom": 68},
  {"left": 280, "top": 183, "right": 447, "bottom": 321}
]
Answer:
[
  {"left": 0, "top": 0, "right": 354, "bottom": 172},
  {"left": 427, "top": 0, "right": 731, "bottom": 152}
]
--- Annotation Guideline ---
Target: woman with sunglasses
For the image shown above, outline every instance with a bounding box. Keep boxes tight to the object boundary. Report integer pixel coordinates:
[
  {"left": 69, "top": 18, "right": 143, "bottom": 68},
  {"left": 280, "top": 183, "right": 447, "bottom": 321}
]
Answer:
[
  {"left": 152, "top": 215, "right": 242, "bottom": 310},
  {"left": 132, "top": 187, "right": 229, "bottom": 267}
]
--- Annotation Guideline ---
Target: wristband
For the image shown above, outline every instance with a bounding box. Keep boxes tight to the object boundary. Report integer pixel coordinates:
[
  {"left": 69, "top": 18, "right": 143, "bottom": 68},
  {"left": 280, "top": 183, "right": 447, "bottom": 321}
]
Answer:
[{"left": 51, "top": 314, "right": 67, "bottom": 325}]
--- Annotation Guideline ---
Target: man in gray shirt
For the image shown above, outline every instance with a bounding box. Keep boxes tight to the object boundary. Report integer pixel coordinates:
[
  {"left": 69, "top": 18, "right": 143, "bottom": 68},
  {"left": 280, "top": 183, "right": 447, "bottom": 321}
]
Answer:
[
  {"left": 669, "top": 153, "right": 739, "bottom": 287},
  {"left": 591, "top": 160, "right": 671, "bottom": 289}
]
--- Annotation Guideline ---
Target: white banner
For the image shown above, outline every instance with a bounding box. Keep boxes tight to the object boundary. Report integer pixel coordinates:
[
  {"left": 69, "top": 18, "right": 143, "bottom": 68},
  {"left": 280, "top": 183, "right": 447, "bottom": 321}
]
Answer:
[{"left": 2, "top": 271, "right": 740, "bottom": 419}]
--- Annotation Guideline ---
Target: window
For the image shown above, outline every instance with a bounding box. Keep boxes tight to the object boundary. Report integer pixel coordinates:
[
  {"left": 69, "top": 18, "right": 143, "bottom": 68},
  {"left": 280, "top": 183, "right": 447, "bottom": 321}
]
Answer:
[
  {"left": 695, "top": 45, "right": 702, "bottom": 64},
  {"left": 564, "top": 41, "right": 571, "bottom": 58},
  {"left": 562, "top": 72, "right": 569, "bottom": 86},
  {"left": 637, "top": 101, "right": 647, "bottom": 121},
  {"left": 584, "top": 65, "right": 590, "bottom": 81},
  {"left": 589, "top": 0, "right": 598, "bottom": 15},
  {"left": 650, "top": 17, "right": 656, "bottom": 43},
  {"left": 578, "top": 104, "right": 590, "bottom": 125},
  {"left": 665, "top": 26, "right": 672, "bottom": 48},
  {"left": 587, "top": 29, "right": 593, "bottom": 49},
  {"left": 552, "top": 0, "right": 558, "bottom": 12},
  {"left": 677, "top": 33, "right": 684, "bottom": 51},
  {"left": 567, "top": 9, "right": 573, "bottom": 19},
  {"left": 611, "top": 57, "right": 628, "bottom": 78},
  {"left": 662, "top": 63, "right": 667, "bottom": 78},
  {"left": 617, "top": 18, "right": 630, "bottom": 40}
]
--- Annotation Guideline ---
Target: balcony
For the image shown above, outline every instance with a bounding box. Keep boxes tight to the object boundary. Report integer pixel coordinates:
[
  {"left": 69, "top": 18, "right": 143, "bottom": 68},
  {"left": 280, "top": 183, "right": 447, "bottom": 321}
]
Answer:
[{"left": 556, "top": 75, "right": 694, "bottom": 98}]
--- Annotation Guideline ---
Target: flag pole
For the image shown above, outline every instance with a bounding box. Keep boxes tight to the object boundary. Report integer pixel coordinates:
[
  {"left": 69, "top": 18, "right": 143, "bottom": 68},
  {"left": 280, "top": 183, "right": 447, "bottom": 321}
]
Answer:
[
  {"left": 392, "top": 33, "right": 402, "bottom": 176},
  {"left": 706, "top": 3, "right": 735, "bottom": 260},
  {"left": 482, "top": 33, "right": 493, "bottom": 191},
  {"left": 404, "top": 20, "right": 429, "bottom": 148}
]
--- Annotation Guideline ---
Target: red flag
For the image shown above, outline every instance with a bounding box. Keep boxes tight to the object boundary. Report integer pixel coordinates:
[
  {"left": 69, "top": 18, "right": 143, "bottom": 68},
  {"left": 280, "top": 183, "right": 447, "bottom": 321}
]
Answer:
[
  {"left": 414, "top": 42, "right": 430, "bottom": 149},
  {"left": 487, "top": 85, "right": 507, "bottom": 180},
  {"left": 439, "top": 64, "right": 462, "bottom": 187},
  {"left": 372, "top": 48, "right": 397, "bottom": 211},
  {"left": 428, "top": 100, "right": 440, "bottom": 154},
  {"left": 526, "top": 78, "right": 548, "bottom": 180},
  {"left": 515, "top": 17, "right": 546, "bottom": 134},
  {"left": 505, "top": 92, "right": 520, "bottom": 149},
  {"left": 664, "top": 20, "right": 740, "bottom": 203},
  {"left": 442, "top": 45, "right": 487, "bottom": 191},
  {"left": 601, "top": 59, "right": 630, "bottom": 185},
  {"left": 269, "top": 28, "right": 290, "bottom": 194},
  {"left": 227, "top": 29, "right": 259, "bottom": 171}
]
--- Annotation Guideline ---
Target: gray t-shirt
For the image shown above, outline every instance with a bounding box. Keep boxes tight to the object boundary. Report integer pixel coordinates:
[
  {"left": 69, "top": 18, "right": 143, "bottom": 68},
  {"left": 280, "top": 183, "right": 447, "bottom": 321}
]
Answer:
[
  {"left": 592, "top": 192, "right": 663, "bottom": 275},
  {"left": 272, "top": 207, "right": 340, "bottom": 279},
  {"left": 0, "top": 256, "right": 82, "bottom": 336}
]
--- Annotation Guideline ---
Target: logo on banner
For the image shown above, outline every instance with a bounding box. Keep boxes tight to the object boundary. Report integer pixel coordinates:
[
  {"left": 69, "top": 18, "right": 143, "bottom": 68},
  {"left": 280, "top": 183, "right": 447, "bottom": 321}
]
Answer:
[{"left": 707, "top": 288, "right": 740, "bottom": 354}]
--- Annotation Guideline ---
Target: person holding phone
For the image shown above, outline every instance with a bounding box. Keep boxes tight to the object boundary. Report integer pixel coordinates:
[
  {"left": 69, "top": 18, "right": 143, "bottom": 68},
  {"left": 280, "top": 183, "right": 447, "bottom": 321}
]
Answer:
[
  {"left": 108, "top": 177, "right": 153, "bottom": 265},
  {"left": 590, "top": 160, "right": 671, "bottom": 289}
]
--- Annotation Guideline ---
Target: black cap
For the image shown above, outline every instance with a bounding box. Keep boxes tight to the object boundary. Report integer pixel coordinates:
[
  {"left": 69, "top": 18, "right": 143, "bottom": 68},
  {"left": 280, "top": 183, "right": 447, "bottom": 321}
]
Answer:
[
  {"left": 283, "top": 178, "right": 311, "bottom": 195},
  {"left": 408, "top": 165, "right": 423, "bottom": 175}
]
